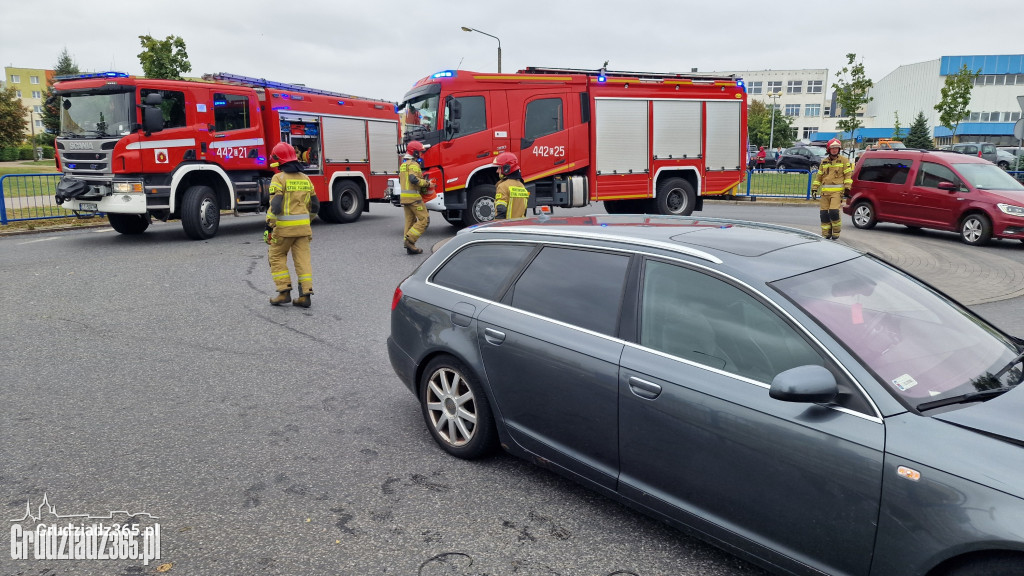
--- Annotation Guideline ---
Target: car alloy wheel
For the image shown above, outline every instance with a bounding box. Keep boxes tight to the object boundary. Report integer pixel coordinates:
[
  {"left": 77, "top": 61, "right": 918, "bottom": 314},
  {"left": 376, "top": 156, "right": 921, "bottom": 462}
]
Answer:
[{"left": 420, "top": 356, "right": 496, "bottom": 459}]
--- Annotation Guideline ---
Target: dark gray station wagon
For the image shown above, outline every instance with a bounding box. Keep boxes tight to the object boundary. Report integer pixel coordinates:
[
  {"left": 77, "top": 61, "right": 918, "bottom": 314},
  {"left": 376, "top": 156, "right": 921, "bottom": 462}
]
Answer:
[{"left": 387, "top": 215, "right": 1024, "bottom": 576}]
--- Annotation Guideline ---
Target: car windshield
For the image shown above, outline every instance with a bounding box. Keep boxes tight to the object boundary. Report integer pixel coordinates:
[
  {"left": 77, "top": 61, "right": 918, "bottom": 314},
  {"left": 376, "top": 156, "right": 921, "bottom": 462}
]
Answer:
[
  {"left": 808, "top": 147, "right": 827, "bottom": 157},
  {"left": 59, "top": 90, "right": 135, "bottom": 137},
  {"left": 773, "top": 256, "right": 1021, "bottom": 409},
  {"left": 952, "top": 162, "right": 1024, "bottom": 190},
  {"left": 399, "top": 92, "right": 440, "bottom": 144}
]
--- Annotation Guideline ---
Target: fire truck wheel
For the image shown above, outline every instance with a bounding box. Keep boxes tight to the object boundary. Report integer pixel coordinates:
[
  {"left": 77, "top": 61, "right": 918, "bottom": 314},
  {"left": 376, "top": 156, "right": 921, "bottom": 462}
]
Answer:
[
  {"left": 466, "top": 184, "right": 497, "bottom": 226},
  {"left": 107, "top": 213, "right": 150, "bottom": 235},
  {"left": 323, "top": 180, "right": 365, "bottom": 224},
  {"left": 181, "top": 185, "right": 220, "bottom": 240},
  {"left": 654, "top": 178, "right": 696, "bottom": 216}
]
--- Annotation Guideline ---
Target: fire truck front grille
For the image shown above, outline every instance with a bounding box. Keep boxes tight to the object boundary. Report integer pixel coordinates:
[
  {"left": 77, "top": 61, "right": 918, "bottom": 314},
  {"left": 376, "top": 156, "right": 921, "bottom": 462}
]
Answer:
[{"left": 56, "top": 138, "right": 119, "bottom": 177}]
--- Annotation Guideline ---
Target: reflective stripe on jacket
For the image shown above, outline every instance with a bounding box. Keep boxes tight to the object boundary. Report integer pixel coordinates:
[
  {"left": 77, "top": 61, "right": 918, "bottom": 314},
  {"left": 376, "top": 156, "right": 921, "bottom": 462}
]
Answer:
[{"left": 267, "top": 172, "right": 316, "bottom": 237}]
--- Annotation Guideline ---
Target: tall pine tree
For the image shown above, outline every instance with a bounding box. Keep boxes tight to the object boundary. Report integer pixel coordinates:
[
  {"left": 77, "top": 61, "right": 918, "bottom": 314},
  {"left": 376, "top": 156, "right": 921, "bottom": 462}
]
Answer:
[
  {"left": 903, "top": 111, "right": 934, "bottom": 149},
  {"left": 42, "top": 48, "right": 81, "bottom": 135}
]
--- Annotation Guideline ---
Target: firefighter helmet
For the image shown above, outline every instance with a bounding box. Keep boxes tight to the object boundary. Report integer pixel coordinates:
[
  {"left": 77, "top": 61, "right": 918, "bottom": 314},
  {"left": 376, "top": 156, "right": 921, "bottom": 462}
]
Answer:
[
  {"left": 406, "top": 140, "right": 429, "bottom": 156},
  {"left": 827, "top": 138, "right": 842, "bottom": 151},
  {"left": 493, "top": 152, "right": 520, "bottom": 176},
  {"left": 271, "top": 142, "right": 298, "bottom": 164}
]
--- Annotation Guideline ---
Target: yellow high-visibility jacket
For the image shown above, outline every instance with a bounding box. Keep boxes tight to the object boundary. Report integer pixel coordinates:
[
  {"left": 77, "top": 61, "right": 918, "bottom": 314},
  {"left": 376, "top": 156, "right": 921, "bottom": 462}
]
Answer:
[{"left": 812, "top": 154, "right": 853, "bottom": 195}]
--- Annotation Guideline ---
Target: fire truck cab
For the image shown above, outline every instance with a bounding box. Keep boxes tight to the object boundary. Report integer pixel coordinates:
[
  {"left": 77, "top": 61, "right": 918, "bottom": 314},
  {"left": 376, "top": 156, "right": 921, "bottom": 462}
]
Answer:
[
  {"left": 397, "top": 67, "right": 748, "bottom": 227},
  {"left": 52, "top": 72, "right": 399, "bottom": 239}
]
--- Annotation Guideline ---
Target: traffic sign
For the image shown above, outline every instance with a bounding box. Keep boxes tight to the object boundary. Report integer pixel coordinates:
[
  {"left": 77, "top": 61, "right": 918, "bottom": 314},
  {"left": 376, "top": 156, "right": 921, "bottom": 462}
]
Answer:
[{"left": 1014, "top": 118, "right": 1024, "bottom": 140}]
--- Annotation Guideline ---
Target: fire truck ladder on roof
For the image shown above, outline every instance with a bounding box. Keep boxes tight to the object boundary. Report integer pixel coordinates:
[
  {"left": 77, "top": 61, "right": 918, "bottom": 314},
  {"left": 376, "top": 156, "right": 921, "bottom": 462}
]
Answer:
[
  {"left": 521, "top": 67, "right": 737, "bottom": 83},
  {"left": 203, "top": 72, "right": 357, "bottom": 98}
]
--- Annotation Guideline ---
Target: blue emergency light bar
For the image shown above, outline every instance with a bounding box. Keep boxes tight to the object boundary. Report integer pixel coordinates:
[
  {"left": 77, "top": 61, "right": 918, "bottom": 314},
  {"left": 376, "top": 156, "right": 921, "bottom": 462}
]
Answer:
[
  {"left": 55, "top": 71, "right": 130, "bottom": 81},
  {"left": 431, "top": 70, "right": 456, "bottom": 79},
  {"left": 204, "top": 72, "right": 353, "bottom": 98}
]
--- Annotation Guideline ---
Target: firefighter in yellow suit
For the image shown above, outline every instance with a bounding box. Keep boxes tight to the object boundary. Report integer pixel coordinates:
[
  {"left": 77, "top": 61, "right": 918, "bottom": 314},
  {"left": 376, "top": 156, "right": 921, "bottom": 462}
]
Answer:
[
  {"left": 265, "top": 142, "right": 320, "bottom": 307},
  {"left": 811, "top": 138, "right": 853, "bottom": 240},
  {"left": 399, "top": 140, "right": 434, "bottom": 254},
  {"left": 493, "top": 152, "right": 529, "bottom": 219}
]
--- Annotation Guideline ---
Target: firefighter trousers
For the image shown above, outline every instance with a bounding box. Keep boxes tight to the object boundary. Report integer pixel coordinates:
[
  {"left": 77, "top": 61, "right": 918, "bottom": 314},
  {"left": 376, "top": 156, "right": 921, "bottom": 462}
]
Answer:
[
  {"left": 269, "top": 235, "right": 313, "bottom": 294},
  {"left": 818, "top": 190, "right": 844, "bottom": 239},
  {"left": 403, "top": 200, "right": 429, "bottom": 245}
]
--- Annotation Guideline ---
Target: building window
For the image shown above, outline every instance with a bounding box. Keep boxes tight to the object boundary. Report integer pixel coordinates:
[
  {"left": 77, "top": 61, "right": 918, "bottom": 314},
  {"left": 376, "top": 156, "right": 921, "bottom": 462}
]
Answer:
[
  {"left": 748, "top": 81, "right": 762, "bottom": 95},
  {"left": 824, "top": 106, "right": 831, "bottom": 117},
  {"left": 1012, "top": 112, "right": 1022, "bottom": 122},
  {"left": 33, "top": 105, "right": 42, "bottom": 113},
  {"left": 31, "top": 90, "right": 41, "bottom": 99},
  {"left": 790, "top": 127, "right": 799, "bottom": 139},
  {"left": 10, "top": 74, "right": 20, "bottom": 83},
  {"left": 766, "top": 81, "right": 782, "bottom": 95},
  {"left": 15, "top": 90, "right": 22, "bottom": 98},
  {"left": 807, "top": 80, "right": 823, "bottom": 94},
  {"left": 35, "top": 120, "right": 43, "bottom": 128},
  {"left": 803, "top": 127, "right": 818, "bottom": 139},
  {"left": 981, "top": 112, "right": 990, "bottom": 122},
  {"left": 30, "top": 76, "right": 39, "bottom": 84},
  {"left": 786, "top": 80, "right": 802, "bottom": 94},
  {"left": 969, "top": 112, "right": 981, "bottom": 121},
  {"left": 785, "top": 104, "right": 800, "bottom": 116},
  {"left": 805, "top": 104, "right": 821, "bottom": 117}
]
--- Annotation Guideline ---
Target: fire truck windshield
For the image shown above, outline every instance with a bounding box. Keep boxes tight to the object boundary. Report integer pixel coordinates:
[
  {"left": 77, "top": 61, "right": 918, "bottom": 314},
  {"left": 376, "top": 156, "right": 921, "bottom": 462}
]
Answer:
[
  {"left": 399, "top": 93, "right": 440, "bottom": 144},
  {"left": 59, "top": 91, "right": 135, "bottom": 138}
]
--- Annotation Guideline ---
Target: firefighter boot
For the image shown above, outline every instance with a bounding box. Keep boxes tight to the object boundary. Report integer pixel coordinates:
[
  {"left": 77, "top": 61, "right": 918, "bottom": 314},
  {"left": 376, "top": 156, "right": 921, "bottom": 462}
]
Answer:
[
  {"left": 404, "top": 237, "right": 423, "bottom": 255},
  {"left": 270, "top": 290, "right": 291, "bottom": 306},
  {"left": 293, "top": 286, "right": 312, "bottom": 308}
]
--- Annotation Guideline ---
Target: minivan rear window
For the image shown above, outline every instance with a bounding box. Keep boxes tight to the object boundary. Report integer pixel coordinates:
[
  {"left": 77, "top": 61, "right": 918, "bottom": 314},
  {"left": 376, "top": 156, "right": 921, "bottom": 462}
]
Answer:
[{"left": 858, "top": 158, "right": 910, "bottom": 184}]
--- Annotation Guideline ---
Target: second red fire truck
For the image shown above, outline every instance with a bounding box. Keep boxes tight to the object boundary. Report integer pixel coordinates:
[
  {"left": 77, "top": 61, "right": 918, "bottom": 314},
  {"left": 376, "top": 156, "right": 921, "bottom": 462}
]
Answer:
[
  {"left": 52, "top": 72, "right": 399, "bottom": 239},
  {"left": 397, "top": 66, "right": 749, "bottom": 226}
]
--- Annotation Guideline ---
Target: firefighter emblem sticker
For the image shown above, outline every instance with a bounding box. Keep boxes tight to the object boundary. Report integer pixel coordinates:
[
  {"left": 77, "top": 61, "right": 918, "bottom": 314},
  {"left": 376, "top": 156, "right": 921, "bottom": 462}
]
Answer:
[{"left": 155, "top": 149, "right": 169, "bottom": 164}]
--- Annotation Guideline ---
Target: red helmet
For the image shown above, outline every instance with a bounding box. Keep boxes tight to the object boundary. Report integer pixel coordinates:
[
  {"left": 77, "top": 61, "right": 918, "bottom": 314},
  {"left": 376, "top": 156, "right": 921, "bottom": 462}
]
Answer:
[
  {"left": 271, "top": 142, "right": 298, "bottom": 165},
  {"left": 406, "top": 140, "right": 429, "bottom": 156},
  {"left": 827, "top": 138, "right": 842, "bottom": 150},
  {"left": 493, "top": 152, "right": 520, "bottom": 176}
]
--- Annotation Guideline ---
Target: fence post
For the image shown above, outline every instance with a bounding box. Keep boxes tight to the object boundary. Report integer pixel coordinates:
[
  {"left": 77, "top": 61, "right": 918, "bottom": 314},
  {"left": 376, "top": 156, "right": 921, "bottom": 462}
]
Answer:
[
  {"left": 805, "top": 170, "right": 813, "bottom": 200},
  {"left": 746, "top": 170, "right": 752, "bottom": 197},
  {"left": 0, "top": 175, "right": 8, "bottom": 225}
]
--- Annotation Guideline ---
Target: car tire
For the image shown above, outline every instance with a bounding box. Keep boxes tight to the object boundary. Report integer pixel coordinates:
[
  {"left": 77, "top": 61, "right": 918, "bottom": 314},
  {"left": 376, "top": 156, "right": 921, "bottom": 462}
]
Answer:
[
  {"left": 653, "top": 177, "right": 696, "bottom": 216},
  {"left": 998, "top": 161, "right": 1010, "bottom": 170},
  {"left": 942, "top": 554, "right": 1024, "bottom": 576},
  {"left": 107, "top": 213, "right": 150, "bottom": 235},
  {"left": 181, "top": 185, "right": 219, "bottom": 240},
  {"left": 851, "top": 201, "right": 877, "bottom": 229},
  {"left": 322, "top": 180, "right": 364, "bottom": 224},
  {"left": 419, "top": 355, "right": 497, "bottom": 460},
  {"left": 960, "top": 213, "right": 992, "bottom": 246},
  {"left": 465, "top": 184, "right": 497, "bottom": 226},
  {"left": 777, "top": 162, "right": 787, "bottom": 170}
]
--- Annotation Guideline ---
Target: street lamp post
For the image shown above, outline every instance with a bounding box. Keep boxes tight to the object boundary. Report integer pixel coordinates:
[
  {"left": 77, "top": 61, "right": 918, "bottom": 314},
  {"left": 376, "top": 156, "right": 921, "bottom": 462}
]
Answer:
[
  {"left": 460, "top": 27, "right": 501, "bottom": 73},
  {"left": 767, "top": 91, "right": 782, "bottom": 153}
]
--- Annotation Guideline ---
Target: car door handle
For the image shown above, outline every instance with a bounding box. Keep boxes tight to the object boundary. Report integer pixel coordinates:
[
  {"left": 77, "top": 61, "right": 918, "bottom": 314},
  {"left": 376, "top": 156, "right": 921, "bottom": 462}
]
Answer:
[
  {"left": 483, "top": 327, "right": 506, "bottom": 345},
  {"left": 628, "top": 376, "right": 662, "bottom": 400},
  {"left": 554, "top": 159, "right": 565, "bottom": 165},
  {"left": 477, "top": 152, "right": 490, "bottom": 159}
]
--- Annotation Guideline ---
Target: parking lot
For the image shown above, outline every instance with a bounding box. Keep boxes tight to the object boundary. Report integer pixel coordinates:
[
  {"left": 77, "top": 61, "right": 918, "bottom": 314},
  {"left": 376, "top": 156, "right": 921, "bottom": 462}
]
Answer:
[{"left": 2, "top": 202, "right": 1022, "bottom": 575}]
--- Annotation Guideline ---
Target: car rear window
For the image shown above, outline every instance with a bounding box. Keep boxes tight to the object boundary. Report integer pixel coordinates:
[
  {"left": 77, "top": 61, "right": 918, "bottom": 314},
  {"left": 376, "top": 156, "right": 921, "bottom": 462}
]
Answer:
[
  {"left": 431, "top": 242, "right": 535, "bottom": 300},
  {"left": 857, "top": 158, "right": 910, "bottom": 184},
  {"left": 509, "top": 246, "right": 630, "bottom": 336}
]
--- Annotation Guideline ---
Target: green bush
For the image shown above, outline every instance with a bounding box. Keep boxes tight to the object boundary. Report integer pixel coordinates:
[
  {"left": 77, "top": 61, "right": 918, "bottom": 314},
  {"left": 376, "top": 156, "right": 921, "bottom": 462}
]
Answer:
[
  {"left": 42, "top": 146, "right": 55, "bottom": 159},
  {"left": 18, "top": 146, "right": 34, "bottom": 160},
  {"left": 0, "top": 147, "right": 19, "bottom": 161}
]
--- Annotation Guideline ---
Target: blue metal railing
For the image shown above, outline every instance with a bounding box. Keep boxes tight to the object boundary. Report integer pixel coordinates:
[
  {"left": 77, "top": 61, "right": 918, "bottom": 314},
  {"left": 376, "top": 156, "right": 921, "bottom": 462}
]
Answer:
[
  {"left": 1008, "top": 171, "right": 1024, "bottom": 184},
  {"left": 0, "top": 173, "right": 68, "bottom": 225},
  {"left": 744, "top": 169, "right": 815, "bottom": 199}
]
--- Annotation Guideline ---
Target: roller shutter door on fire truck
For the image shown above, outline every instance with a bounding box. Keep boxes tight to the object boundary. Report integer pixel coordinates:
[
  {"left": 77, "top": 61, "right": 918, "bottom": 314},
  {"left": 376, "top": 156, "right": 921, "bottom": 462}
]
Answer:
[
  {"left": 367, "top": 120, "right": 400, "bottom": 175},
  {"left": 653, "top": 101, "right": 702, "bottom": 160},
  {"left": 595, "top": 99, "right": 649, "bottom": 175},
  {"left": 704, "top": 101, "right": 742, "bottom": 171},
  {"left": 323, "top": 117, "right": 368, "bottom": 163}
]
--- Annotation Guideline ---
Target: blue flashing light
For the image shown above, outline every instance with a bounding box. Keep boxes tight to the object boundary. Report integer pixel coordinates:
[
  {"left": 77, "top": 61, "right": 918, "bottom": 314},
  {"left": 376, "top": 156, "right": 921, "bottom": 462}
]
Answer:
[
  {"left": 281, "top": 94, "right": 291, "bottom": 99},
  {"left": 598, "top": 75, "right": 607, "bottom": 82},
  {"left": 257, "top": 156, "right": 266, "bottom": 164},
  {"left": 271, "top": 106, "right": 291, "bottom": 111},
  {"left": 337, "top": 100, "right": 345, "bottom": 106},
  {"left": 431, "top": 70, "right": 456, "bottom": 79},
  {"left": 394, "top": 105, "right": 401, "bottom": 113},
  {"left": 213, "top": 100, "right": 226, "bottom": 106},
  {"left": 55, "top": 71, "right": 130, "bottom": 81},
  {"left": 736, "top": 80, "right": 745, "bottom": 87}
]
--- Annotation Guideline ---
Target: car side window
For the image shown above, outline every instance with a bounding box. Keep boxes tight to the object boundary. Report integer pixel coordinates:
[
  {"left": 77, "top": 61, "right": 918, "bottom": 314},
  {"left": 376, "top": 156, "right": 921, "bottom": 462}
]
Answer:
[
  {"left": 431, "top": 243, "right": 535, "bottom": 300},
  {"left": 915, "top": 161, "right": 960, "bottom": 189},
  {"left": 524, "top": 97, "right": 564, "bottom": 141},
  {"left": 448, "top": 95, "right": 486, "bottom": 137},
  {"left": 509, "top": 246, "right": 630, "bottom": 336},
  {"left": 858, "top": 158, "right": 910, "bottom": 184},
  {"left": 640, "top": 259, "right": 825, "bottom": 382},
  {"left": 213, "top": 93, "right": 251, "bottom": 131}
]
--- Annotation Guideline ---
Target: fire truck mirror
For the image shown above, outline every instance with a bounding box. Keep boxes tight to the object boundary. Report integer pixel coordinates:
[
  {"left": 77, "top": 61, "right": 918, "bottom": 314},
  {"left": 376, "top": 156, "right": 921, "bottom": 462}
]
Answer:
[
  {"left": 446, "top": 96, "right": 462, "bottom": 120},
  {"left": 144, "top": 93, "right": 163, "bottom": 106},
  {"left": 446, "top": 120, "right": 460, "bottom": 139},
  {"left": 143, "top": 106, "right": 164, "bottom": 135}
]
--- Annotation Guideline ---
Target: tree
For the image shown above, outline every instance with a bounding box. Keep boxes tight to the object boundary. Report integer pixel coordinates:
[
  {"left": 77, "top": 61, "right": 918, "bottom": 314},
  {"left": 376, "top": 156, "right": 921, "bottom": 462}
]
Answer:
[
  {"left": 42, "top": 47, "right": 81, "bottom": 135},
  {"left": 832, "top": 53, "right": 874, "bottom": 146},
  {"left": 137, "top": 34, "right": 192, "bottom": 80},
  {"left": 0, "top": 86, "right": 29, "bottom": 146},
  {"left": 903, "top": 111, "right": 934, "bottom": 149},
  {"left": 747, "top": 100, "right": 795, "bottom": 149},
  {"left": 891, "top": 111, "right": 904, "bottom": 141},
  {"left": 934, "top": 63, "right": 979, "bottom": 141}
]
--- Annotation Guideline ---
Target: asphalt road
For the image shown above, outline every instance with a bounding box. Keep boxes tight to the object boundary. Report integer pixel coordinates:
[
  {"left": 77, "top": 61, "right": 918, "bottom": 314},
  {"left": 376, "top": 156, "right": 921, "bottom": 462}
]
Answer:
[{"left": 1, "top": 201, "right": 1022, "bottom": 576}]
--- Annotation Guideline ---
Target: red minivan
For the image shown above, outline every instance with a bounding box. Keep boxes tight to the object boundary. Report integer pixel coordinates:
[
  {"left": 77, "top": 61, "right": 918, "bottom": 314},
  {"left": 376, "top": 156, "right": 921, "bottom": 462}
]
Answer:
[{"left": 844, "top": 149, "right": 1024, "bottom": 245}]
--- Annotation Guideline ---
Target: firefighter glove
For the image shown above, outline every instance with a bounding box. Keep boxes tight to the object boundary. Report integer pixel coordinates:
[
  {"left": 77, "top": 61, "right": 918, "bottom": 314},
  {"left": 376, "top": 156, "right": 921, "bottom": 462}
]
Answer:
[
  {"left": 263, "top": 224, "right": 274, "bottom": 245},
  {"left": 495, "top": 203, "right": 507, "bottom": 219}
]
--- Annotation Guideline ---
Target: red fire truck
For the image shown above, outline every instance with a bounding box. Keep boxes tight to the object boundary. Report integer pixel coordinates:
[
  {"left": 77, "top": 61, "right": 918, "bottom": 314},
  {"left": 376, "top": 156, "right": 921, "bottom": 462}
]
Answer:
[
  {"left": 397, "top": 66, "right": 748, "bottom": 226},
  {"left": 52, "top": 72, "right": 399, "bottom": 239}
]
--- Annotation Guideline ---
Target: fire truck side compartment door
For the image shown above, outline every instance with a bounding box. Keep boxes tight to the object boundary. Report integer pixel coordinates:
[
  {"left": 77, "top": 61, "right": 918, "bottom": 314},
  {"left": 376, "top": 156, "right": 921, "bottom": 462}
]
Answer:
[
  {"left": 321, "top": 116, "right": 367, "bottom": 164},
  {"left": 704, "top": 101, "right": 742, "bottom": 171},
  {"left": 653, "top": 100, "right": 702, "bottom": 160},
  {"left": 594, "top": 98, "right": 649, "bottom": 175}
]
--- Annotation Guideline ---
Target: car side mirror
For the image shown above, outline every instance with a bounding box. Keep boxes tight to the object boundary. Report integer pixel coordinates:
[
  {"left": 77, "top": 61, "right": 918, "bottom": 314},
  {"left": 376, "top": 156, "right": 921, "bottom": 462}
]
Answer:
[
  {"left": 769, "top": 365, "right": 837, "bottom": 404},
  {"left": 937, "top": 181, "right": 958, "bottom": 192}
]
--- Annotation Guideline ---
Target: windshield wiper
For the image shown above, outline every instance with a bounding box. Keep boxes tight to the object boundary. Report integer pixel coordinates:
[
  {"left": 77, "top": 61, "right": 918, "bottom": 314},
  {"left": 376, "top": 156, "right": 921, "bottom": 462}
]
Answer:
[
  {"left": 992, "top": 350, "right": 1024, "bottom": 381},
  {"left": 917, "top": 387, "right": 1011, "bottom": 412}
]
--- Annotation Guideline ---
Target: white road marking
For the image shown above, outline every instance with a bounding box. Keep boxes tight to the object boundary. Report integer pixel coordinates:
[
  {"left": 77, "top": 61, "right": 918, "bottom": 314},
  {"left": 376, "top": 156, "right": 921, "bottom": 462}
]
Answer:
[{"left": 17, "top": 237, "right": 60, "bottom": 245}]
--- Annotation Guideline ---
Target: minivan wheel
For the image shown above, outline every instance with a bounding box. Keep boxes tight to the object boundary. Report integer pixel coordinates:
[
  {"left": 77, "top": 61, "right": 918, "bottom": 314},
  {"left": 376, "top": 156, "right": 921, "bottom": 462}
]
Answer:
[
  {"left": 420, "top": 356, "right": 497, "bottom": 459},
  {"left": 852, "top": 201, "right": 877, "bottom": 229},
  {"left": 960, "top": 213, "right": 992, "bottom": 246}
]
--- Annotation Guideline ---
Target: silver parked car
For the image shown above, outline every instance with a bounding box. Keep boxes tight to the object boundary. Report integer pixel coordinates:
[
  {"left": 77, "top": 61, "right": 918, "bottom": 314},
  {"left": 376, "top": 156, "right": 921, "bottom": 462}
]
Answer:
[{"left": 388, "top": 215, "right": 1024, "bottom": 576}]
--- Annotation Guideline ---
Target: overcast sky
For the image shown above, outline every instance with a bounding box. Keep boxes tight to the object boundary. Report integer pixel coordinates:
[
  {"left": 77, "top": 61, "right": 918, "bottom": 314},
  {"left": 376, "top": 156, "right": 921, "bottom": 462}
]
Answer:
[{"left": 3, "top": 0, "right": 1022, "bottom": 102}]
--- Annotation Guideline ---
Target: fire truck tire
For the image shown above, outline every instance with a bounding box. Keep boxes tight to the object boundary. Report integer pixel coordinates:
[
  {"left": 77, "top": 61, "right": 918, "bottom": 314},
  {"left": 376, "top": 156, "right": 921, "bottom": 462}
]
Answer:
[
  {"left": 466, "top": 184, "right": 497, "bottom": 226},
  {"left": 654, "top": 178, "right": 696, "bottom": 216},
  {"left": 107, "top": 213, "right": 150, "bottom": 235},
  {"left": 323, "top": 180, "right": 364, "bottom": 224},
  {"left": 181, "top": 185, "right": 220, "bottom": 240}
]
